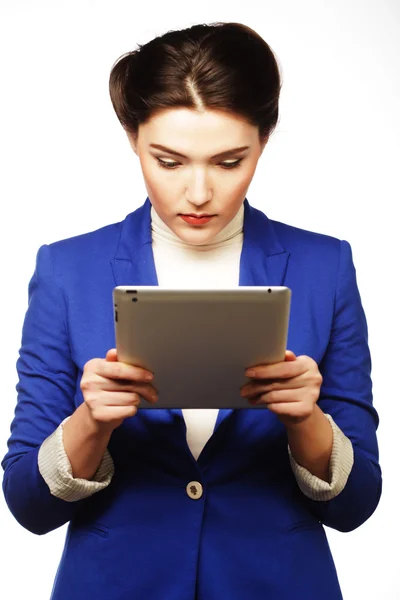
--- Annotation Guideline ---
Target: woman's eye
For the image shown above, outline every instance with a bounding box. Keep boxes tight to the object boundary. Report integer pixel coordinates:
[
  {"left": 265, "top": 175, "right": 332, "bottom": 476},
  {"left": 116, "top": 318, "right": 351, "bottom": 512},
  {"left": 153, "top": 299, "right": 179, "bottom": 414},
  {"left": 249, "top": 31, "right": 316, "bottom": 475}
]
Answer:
[
  {"left": 156, "top": 158, "right": 180, "bottom": 169},
  {"left": 220, "top": 159, "right": 242, "bottom": 169},
  {"left": 156, "top": 158, "right": 243, "bottom": 170}
]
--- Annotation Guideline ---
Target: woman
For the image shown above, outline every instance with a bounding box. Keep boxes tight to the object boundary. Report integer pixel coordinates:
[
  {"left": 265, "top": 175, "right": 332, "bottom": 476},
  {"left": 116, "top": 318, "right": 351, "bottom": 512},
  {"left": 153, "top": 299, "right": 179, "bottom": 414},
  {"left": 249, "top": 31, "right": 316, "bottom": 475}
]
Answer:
[{"left": 2, "top": 22, "right": 381, "bottom": 600}]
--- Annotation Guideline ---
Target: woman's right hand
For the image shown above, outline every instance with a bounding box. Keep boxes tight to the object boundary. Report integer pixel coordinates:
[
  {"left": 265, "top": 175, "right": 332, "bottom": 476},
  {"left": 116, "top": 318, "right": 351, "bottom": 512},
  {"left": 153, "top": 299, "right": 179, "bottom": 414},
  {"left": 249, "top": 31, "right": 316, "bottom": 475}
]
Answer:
[{"left": 80, "top": 348, "right": 158, "bottom": 432}]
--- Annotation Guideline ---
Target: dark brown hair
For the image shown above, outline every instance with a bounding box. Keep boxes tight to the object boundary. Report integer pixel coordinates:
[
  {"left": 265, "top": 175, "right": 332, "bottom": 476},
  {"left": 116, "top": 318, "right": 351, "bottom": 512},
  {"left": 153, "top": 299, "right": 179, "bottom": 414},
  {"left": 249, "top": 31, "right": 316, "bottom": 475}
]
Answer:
[{"left": 109, "top": 22, "right": 281, "bottom": 141}]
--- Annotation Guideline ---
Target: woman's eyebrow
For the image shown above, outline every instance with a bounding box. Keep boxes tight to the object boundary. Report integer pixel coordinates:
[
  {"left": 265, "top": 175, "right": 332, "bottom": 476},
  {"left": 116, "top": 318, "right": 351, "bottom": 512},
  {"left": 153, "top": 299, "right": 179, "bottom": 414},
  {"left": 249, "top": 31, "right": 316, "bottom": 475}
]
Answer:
[{"left": 149, "top": 144, "right": 250, "bottom": 159}]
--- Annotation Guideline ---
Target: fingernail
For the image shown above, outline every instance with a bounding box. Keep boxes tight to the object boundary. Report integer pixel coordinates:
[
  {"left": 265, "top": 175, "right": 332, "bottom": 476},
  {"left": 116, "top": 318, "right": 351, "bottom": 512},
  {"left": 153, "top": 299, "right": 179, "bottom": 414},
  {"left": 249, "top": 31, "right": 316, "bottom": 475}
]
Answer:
[
  {"left": 145, "top": 373, "right": 154, "bottom": 381},
  {"left": 246, "top": 370, "right": 256, "bottom": 377}
]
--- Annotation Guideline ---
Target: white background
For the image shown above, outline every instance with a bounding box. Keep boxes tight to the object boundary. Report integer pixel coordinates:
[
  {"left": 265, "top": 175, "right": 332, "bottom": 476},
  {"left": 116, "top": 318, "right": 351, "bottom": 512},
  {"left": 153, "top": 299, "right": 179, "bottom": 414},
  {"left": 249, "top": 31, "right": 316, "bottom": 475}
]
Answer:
[{"left": 0, "top": 1, "right": 399, "bottom": 598}]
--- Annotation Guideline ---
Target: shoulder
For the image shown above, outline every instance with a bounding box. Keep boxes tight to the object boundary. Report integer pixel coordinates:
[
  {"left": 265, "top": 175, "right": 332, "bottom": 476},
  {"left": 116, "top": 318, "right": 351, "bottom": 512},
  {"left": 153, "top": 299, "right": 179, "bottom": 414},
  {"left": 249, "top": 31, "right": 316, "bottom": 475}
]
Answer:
[
  {"left": 38, "top": 200, "right": 150, "bottom": 271},
  {"left": 266, "top": 221, "right": 359, "bottom": 306},
  {"left": 247, "top": 203, "right": 346, "bottom": 259},
  {"left": 269, "top": 218, "right": 353, "bottom": 273},
  {"left": 271, "top": 219, "right": 343, "bottom": 253},
  {"left": 251, "top": 209, "right": 356, "bottom": 286},
  {"left": 33, "top": 219, "right": 126, "bottom": 279},
  {"left": 28, "top": 220, "right": 127, "bottom": 295},
  {"left": 49, "top": 219, "right": 124, "bottom": 257}
]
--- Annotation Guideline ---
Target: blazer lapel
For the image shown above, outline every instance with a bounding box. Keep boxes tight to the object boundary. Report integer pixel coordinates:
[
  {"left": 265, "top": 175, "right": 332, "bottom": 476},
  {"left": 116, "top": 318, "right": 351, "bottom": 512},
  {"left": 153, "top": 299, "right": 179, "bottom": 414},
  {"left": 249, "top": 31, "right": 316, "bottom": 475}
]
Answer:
[
  {"left": 215, "top": 199, "right": 290, "bottom": 430},
  {"left": 110, "top": 198, "right": 158, "bottom": 288}
]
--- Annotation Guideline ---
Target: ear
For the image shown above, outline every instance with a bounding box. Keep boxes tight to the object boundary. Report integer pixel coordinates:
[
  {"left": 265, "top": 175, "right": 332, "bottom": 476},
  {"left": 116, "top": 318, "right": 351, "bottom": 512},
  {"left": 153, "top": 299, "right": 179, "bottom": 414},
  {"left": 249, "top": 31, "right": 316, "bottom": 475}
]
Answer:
[
  {"left": 126, "top": 132, "right": 138, "bottom": 155},
  {"left": 260, "top": 135, "right": 269, "bottom": 154}
]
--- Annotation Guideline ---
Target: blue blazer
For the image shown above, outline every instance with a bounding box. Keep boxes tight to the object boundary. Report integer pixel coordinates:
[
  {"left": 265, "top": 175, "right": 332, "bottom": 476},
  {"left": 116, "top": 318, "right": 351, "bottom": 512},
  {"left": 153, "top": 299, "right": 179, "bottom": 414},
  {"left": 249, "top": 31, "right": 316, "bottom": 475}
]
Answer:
[{"left": 2, "top": 198, "right": 381, "bottom": 600}]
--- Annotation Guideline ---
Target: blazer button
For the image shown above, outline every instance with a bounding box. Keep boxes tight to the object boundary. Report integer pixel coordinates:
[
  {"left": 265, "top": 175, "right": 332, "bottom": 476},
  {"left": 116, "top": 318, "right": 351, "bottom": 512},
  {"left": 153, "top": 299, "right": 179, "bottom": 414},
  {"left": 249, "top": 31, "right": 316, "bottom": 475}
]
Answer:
[{"left": 186, "top": 481, "right": 203, "bottom": 500}]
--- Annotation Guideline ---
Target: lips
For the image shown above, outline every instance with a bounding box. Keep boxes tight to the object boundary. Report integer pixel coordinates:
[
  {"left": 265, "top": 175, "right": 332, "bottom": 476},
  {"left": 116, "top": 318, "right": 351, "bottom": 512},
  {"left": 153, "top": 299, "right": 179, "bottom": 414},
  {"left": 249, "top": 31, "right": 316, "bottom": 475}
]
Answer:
[
  {"left": 181, "top": 214, "right": 214, "bottom": 218},
  {"left": 179, "top": 214, "right": 215, "bottom": 226}
]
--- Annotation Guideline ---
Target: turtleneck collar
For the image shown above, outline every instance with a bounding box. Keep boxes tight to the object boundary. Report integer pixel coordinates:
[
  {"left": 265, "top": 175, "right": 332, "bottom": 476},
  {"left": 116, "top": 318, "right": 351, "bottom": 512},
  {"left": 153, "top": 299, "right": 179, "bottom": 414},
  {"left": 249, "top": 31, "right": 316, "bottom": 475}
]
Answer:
[{"left": 151, "top": 202, "right": 244, "bottom": 250}]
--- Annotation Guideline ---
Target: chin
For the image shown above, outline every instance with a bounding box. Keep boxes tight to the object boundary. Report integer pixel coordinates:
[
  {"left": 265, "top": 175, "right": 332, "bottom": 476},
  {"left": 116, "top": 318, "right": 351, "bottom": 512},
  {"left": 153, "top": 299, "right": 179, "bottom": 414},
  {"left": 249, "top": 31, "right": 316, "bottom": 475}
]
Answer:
[
  {"left": 182, "top": 233, "right": 210, "bottom": 243},
  {"left": 180, "top": 230, "right": 216, "bottom": 246}
]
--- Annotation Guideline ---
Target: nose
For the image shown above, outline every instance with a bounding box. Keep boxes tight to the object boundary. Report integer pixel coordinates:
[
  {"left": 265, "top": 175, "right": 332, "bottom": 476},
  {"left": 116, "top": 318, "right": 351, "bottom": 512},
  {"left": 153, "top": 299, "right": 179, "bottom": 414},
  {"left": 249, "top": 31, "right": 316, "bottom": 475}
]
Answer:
[{"left": 185, "top": 167, "right": 212, "bottom": 205}]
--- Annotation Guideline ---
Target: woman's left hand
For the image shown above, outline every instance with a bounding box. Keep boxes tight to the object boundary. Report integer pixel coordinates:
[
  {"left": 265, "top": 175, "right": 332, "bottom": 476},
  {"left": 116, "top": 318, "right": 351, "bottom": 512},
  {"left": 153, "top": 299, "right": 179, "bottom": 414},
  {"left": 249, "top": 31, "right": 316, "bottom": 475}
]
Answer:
[{"left": 240, "top": 351, "right": 323, "bottom": 426}]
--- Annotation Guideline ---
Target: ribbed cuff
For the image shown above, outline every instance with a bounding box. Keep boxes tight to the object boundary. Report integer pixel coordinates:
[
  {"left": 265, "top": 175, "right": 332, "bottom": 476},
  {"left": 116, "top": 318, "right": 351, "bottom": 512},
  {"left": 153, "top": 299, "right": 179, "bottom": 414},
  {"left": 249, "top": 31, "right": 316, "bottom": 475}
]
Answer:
[
  {"left": 38, "top": 417, "right": 114, "bottom": 502},
  {"left": 288, "top": 413, "right": 354, "bottom": 501}
]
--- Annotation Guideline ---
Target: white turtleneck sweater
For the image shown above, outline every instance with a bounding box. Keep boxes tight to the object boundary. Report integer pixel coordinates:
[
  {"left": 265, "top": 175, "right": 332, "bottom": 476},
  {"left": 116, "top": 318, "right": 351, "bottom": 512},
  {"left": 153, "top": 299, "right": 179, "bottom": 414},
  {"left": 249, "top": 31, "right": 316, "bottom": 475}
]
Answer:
[
  {"left": 38, "top": 203, "right": 354, "bottom": 503},
  {"left": 151, "top": 203, "right": 245, "bottom": 459}
]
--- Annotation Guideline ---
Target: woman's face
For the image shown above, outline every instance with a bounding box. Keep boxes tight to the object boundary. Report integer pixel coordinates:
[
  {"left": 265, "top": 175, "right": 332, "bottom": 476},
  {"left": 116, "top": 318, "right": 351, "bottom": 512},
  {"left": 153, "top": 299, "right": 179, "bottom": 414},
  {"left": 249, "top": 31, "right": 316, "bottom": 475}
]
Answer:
[{"left": 128, "top": 108, "right": 267, "bottom": 245}]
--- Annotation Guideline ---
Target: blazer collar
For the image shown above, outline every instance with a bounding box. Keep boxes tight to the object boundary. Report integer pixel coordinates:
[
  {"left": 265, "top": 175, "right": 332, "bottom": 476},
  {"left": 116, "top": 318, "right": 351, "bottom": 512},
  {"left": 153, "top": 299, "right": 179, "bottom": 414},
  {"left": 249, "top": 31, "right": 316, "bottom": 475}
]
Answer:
[
  {"left": 111, "top": 197, "right": 289, "bottom": 287},
  {"left": 110, "top": 198, "right": 290, "bottom": 432}
]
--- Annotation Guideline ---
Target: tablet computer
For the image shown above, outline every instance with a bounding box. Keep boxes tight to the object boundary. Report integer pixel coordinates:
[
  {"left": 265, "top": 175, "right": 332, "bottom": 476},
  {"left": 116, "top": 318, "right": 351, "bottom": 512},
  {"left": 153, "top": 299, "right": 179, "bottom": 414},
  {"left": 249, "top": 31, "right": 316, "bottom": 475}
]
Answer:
[{"left": 113, "top": 286, "right": 291, "bottom": 409}]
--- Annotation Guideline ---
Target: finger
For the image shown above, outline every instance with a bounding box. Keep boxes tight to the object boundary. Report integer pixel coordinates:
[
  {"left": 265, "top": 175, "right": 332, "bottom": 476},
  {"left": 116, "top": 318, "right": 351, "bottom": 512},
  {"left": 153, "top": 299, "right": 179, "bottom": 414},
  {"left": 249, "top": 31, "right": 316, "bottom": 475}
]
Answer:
[
  {"left": 105, "top": 348, "right": 118, "bottom": 362},
  {"left": 85, "top": 371, "right": 158, "bottom": 402},
  {"left": 261, "top": 401, "right": 313, "bottom": 420},
  {"left": 245, "top": 360, "right": 303, "bottom": 381},
  {"left": 99, "top": 359, "right": 154, "bottom": 383},
  {"left": 245, "top": 350, "right": 296, "bottom": 378},
  {"left": 90, "top": 404, "right": 139, "bottom": 422},
  {"left": 250, "top": 389, "right": 301, "bottom": 405},
  {"left": 102, "top": 381, "right": 158, "bottom": 404},
  {"left": 100, "top": 391, "right": 143, "bottom": 406},
  {"left": 241, "top": 377, "right": 307, "bottom": 397}
]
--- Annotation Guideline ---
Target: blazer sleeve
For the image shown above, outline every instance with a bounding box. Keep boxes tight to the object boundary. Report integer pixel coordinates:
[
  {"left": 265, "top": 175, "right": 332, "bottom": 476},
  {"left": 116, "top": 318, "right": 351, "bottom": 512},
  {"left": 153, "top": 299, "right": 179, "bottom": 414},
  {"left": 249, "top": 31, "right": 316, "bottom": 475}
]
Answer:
[
  {"left": 301, "top": 239, "right": 382, "bottom": 532},
  {"left": 1, "top": 244, "right": 87, "bottom": 534}
]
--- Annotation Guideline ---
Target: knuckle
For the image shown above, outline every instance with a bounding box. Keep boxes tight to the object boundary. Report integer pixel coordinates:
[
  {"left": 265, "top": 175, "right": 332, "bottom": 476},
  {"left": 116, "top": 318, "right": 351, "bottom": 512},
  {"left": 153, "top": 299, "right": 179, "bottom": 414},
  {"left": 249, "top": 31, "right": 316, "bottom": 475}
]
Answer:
[
  {"left": 84, "top": 358, "right": 101, "bottom": 373},
  {"left": 269, "top": 401, "right": 283, "bottom": 413},
  {"left": 268, "top": 391, "right": 279, "bottom": 403},
  {"left": 84, "top": 394, "right": 97, "bottom": 409},
  {"left": 80, "top": 377, "right": 94, "bottom": 392},
  {"left": 299, "top": 355, "right": 312, "bottom": 366},
  {"left": 132, "top": 393, "right": 141, "bottom": 405},
  {"left": 89, "top": 406, "right": 102, "bottom": 421},
  {"left": 310, "top": 381, "right": 321, "bottom": 397}
]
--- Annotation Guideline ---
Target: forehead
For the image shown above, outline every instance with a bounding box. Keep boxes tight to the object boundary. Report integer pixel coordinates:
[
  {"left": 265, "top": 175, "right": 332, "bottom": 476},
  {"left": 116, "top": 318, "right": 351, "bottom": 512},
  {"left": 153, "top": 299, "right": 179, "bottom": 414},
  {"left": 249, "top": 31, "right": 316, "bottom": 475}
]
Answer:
[{"left": 138, "top": 108, "right": 258, "bottom": 153}]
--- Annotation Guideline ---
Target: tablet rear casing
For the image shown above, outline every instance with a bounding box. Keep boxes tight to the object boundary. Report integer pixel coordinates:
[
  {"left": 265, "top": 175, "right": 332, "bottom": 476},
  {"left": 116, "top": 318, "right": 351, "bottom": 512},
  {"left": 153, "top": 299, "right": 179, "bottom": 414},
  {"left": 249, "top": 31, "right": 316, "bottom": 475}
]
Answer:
[{"left": 113, "top": 286, "right": 291, "bottom": 409}]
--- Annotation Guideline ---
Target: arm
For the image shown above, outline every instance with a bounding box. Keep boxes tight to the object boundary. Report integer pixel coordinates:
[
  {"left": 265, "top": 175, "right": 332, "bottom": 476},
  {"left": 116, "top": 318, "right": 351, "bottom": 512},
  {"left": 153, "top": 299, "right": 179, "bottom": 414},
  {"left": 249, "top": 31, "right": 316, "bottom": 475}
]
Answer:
[
  {"left": 287, "top": 411, "right": 354, "bottom": 500},
  {"left": 61, "top": 403, "right": 113, "bottom": 480},
  {"left": 265, "top": 350, "right": 335, "bottom": 482},
  {"left": 2, "top": 245, "right": 83, "bottom": 533},
  {"left": 1, "top": 245, "right": 123, "bottom": 531},
  {"left": 2, "top": 241, "right": 157, "bottom": 530},
  {"left": 244, "top": 353, "right": 354, "bottom": 500},
  {"left": 242, "top": 240, "right": 381, "bottom": 531},
  {"left": 296, "top": 240, "right": 381, "bottom": 531},
  {"left": 286, "top": 405, "right": 333, "bottom": 481},
  {"left": 38, "top": 409, "right": 115, "bottom": 502}
]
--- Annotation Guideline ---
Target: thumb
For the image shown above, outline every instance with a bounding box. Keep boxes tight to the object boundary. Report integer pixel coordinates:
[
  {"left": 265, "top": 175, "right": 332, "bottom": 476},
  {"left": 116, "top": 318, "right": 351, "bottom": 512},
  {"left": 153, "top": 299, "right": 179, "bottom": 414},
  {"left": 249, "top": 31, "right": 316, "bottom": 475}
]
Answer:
[
  {"left": 105, "top": 348, "right": 118, "bottom": 362},
  {"left": 285, "top": 350, "right": 297, "bottom": 362}
]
